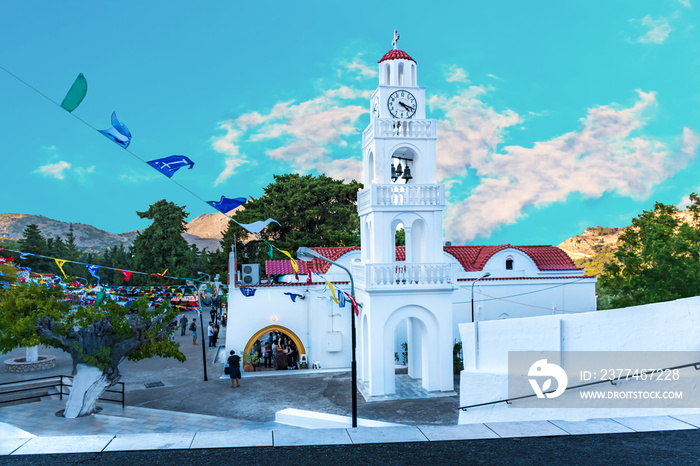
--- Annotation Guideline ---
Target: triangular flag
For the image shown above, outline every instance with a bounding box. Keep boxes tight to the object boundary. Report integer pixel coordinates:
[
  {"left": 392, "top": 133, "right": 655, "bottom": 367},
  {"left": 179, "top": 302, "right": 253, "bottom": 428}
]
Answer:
[
  {"left": 206, "top": 196, "right": 246, "bottom": 214},
  {"left": 147, "top": 156, "right": 195, "bottom": 178},
  {"left": 338, "top": 290, "right": 346, "bottom": 308},
  {"left": 267, "top": 244, "right": 274, "bottom": 259},
  {"left": 150, "top": 269, "right": 168, "bottom": 278},
  {"left": 86, "top": 264, "right": 101, "bottom": 283},
  {"left": 118, "top": 270, "right": 133, "bottom": 282},
  {"left": 238, "top": 218, "right": 280, "bottom": 234},
  {"left": 60, "top": 73, "right": 88, "bottom": 112},
  {"left": 54, "top": 259, "right": 69, "bottom": 279},
  {"left": 0, "top": 257, "right": 15, "bottom": 264},
  {"left": 343, "top": 292, "right": 360, "bottom": 316},
  {"left": 314, "top": 273, "right": 339, "bottom": 304},
  {"left": 98, "top": 112, "right": 132, "bottom": 148},
  {"left": 281, "top": 250, "right": 299, "bottom": 280}
]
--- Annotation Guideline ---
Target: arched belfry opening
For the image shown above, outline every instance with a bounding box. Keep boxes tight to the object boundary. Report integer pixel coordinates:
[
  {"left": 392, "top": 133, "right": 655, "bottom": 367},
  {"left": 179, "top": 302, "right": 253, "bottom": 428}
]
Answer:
[{"left": 389, "top": 147, "right": 417, "bottom": 184}]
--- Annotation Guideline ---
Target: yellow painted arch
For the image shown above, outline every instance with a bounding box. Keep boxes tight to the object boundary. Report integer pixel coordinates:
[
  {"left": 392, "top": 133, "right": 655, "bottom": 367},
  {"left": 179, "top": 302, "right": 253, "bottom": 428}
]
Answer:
[{"left": 243, "top": 324, "right": 307, "bottom": 358}]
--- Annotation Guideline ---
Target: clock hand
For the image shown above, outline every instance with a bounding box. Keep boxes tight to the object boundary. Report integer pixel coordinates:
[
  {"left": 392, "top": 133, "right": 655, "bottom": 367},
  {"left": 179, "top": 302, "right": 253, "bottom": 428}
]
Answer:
[{"left": 399, "top": 101, "right": 414, "bottom": 111}]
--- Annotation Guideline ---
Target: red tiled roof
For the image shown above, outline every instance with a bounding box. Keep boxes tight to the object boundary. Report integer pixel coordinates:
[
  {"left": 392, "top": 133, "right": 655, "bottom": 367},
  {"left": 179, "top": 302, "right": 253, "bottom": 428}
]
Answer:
[
  {"left": 457, "top": 275, "right": 595, "bottom": 282},
  {"left": 379, "top": 49, "right": 416, "bottom": 63},
  {"left": 264, "top": 244, "right": 579, "bottom": 276},
  {"left": 444, "top": 245, "right": 581, "bottom": 271},
  {"left": 265, "top": 246, "right": 360, "bottom": 276}
]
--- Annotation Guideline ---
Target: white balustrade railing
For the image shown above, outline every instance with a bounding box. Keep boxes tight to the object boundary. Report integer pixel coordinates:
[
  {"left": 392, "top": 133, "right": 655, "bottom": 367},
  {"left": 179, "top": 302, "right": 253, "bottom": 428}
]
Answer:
[
  {"left": 358, "top": 184, "right": 444, "bottom": 210},
  {"left": 363, "top": 119, "right": 437, "bottom": 140},
  {"left": 353, "top": 262, "right": 455, "bottom": 289}
]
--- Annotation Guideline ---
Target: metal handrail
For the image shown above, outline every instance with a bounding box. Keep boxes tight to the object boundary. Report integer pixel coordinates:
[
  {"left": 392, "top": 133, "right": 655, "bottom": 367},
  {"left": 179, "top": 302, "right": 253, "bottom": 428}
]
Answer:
[
  {"left": 459, "top": 361, "right": 700, "bottom": 411},
  {"left": 0, "top": 374, "right": 125, "bottom": 408}
]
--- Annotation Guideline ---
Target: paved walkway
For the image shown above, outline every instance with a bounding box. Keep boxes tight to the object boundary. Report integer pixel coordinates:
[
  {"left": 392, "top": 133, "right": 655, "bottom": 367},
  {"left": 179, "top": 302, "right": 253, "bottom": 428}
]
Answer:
[{"left": 2, "top": 399, "right": 700, "bottom": 455}]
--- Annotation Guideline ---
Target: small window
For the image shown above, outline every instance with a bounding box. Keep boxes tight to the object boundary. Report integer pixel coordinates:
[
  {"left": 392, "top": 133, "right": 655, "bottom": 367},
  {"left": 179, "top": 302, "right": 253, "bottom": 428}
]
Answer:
[{"left": 505, "top": 258, "right": 513, "bottom": 270}]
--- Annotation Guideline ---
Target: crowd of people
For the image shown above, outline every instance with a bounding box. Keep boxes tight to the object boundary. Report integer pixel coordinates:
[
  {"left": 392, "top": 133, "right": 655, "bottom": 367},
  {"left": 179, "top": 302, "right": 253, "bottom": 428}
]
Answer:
[{"left": 250, "top": 331, "right": 299, "bottom": 370}]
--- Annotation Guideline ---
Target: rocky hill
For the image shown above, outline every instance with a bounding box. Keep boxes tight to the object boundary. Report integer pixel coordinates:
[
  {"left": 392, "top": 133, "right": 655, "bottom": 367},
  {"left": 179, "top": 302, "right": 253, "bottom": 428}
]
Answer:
[
  {"left": 185, "top": 206, "right": 243, "bottom": 240},
  {"left": 557, "top": 226, "right": 624, "bottom": 261},
  {"left": 557, "top": 210, "right": 697, "bottom": 276},
  {"left": 0, "top": 213, "right": 222, "bottom": 252}
]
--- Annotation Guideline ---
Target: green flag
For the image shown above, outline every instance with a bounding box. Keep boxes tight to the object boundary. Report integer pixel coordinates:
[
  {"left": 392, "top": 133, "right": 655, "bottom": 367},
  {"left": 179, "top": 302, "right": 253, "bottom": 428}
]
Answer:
[{"left": 60, "top": 73, "right": 87, "bottom": 112}]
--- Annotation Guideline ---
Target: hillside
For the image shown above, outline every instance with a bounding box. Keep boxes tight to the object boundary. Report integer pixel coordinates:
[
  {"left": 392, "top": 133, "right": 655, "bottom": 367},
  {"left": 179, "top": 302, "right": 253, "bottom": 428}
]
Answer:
[
  {"left": 0, "top": 213, "right": 221, "bottom": 252},
  {"left": 557, "top": 210, "right": 698, "bottom": 276},
  {"left": 185, "top": 206, "right": 243, "bottom": 240},
  {"left": 557, "top": 227, "right": 622, "bottom": 276}
]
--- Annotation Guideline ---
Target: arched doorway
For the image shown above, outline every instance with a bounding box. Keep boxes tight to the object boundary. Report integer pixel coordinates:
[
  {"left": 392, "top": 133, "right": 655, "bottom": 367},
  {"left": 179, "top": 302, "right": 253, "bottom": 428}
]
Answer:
[{"left": 243, "top": 325, "right": 307, "bottom": 369}]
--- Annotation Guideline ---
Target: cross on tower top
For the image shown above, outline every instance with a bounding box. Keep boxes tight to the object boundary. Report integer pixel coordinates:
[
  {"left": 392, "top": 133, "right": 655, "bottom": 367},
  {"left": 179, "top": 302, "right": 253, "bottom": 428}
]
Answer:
[{"left": 392, "top": 29, "right": 400, "bottom": 50}]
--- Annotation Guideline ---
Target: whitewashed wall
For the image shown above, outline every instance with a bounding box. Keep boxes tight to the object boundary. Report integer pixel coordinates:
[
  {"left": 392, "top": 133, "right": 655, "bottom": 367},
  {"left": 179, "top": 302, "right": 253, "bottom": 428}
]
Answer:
[{"left": 458, "top": 297, "right": 700, "bottom": 424}]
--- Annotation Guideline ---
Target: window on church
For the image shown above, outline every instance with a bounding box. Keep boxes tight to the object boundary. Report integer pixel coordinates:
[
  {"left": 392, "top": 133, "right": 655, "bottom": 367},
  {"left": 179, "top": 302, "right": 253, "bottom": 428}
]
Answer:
[
  {"left": 385, "top": 64, "right": 391, "bottom": 85},
  {"left": 506, "top": 258, "right": 513, "bottom": 270},
  {"left": 398, "top": 62, "right": 404, "bottom": 85}
]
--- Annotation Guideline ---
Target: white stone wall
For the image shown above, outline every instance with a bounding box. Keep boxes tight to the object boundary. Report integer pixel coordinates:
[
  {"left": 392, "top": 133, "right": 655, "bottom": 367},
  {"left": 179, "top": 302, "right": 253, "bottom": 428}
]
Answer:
[{"left": 458, "top": 297, "right": 700, "bottom": 424}]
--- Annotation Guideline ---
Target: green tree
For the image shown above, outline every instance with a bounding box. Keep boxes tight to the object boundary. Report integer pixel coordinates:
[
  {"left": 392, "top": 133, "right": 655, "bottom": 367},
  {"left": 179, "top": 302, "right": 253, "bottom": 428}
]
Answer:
[
  {"left": 0, "top": 283, "right": 184, "bottom": 418},
  {"left": 17, "top": 224, "right": 49, "bottom": 272},
  {"left": 598, "top": 193, "right": 700, "bottom": 309},
  {"left": 211, "top": 174, "right": 362, "bottom": 272},
  {"left": 131, "top": 200, "right": 193, "bottom": 284}
]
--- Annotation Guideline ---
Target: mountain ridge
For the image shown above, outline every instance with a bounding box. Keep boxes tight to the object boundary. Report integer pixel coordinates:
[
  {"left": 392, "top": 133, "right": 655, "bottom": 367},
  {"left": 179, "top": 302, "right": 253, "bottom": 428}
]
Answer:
[{"left": 0, "top": 213, "right": 223, "bottom": 252}]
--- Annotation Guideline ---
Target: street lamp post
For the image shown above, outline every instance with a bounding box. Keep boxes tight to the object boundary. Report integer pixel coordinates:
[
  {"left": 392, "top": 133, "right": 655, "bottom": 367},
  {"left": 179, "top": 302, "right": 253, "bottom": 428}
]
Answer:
[
  {"left": 471, "top": 272, "right": 491, "bottom": 323},
  {"left": 197, "top": 272, "right": 210, "bottom": 382},
  {"left": 297, "top": 247, "right": 357, "bottom": 428}
]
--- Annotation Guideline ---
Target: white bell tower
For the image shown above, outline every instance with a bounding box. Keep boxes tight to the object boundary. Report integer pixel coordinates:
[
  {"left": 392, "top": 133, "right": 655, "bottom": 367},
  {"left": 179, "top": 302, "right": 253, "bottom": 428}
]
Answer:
[{"left": 353, "top": 31, "right": 456, "bottom": 398}]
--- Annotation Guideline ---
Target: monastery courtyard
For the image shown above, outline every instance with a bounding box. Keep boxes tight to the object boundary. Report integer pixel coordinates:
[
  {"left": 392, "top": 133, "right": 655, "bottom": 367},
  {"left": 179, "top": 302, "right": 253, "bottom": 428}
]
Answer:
[{"left": 3, "top": 309, "right": 700, "bottom": 462}]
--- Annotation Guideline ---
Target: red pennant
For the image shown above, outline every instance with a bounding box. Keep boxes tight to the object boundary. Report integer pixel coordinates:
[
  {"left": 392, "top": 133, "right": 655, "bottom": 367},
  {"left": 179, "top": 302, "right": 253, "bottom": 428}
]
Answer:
[
  {"left": 0, "top": 257, "right": 15, "bottom": 264},
  {"left": 118, "top": 270, "right": 133, "bottom": 282}
]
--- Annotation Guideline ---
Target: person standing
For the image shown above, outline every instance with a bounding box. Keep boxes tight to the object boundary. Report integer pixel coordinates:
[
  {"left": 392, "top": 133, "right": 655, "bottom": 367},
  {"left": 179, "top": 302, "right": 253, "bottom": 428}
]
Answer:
[
  {"left": 190, "top": 320, "right": 198, "bottom": 345},
  {"left": 179, "top": 314, "right": 188, "bottom": 336},
  {"left": 212, "top": 323, "right": 220, "bottom": 347},
  {"left": 262, "top": 342, "right": 271, "bottom": 368},
  {"left": 207, "top": 322, "right": 215, "bottom": 347},
  {"left": 228, "top": 350, "right": 241, "bottom": 387}
]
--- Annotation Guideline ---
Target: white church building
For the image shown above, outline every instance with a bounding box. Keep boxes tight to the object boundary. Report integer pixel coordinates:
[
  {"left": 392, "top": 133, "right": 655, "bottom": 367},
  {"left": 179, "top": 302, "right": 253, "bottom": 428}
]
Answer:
[{"left": 226, "top": 38, "right": 597, "bottom": 398}]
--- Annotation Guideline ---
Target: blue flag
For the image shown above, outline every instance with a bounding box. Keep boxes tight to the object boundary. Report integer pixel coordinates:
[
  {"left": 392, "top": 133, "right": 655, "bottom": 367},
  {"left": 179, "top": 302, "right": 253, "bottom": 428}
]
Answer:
[
  {"left": 240, "top": 287, "right": 256, "bottom": 297},
  {"left": 338, "top": 290, "right": 346, "bottom": 308},
  {"left": 147, "top": 155, "right": 195, "bottom": 178},
  {"left": 284, "top": 292, "right": 304, "bottom": 303},
  {"left": 207, "top": 196, "right": 246, "bottom": 214},
  {"left": 19, "top": 252, "right": 34, "bottom": 260},
  {"left": 98, "top": 112, "right": 132, "bottom": 148},
  {"left": 86, "top": 264, "right": 101, "bottom": 283}
]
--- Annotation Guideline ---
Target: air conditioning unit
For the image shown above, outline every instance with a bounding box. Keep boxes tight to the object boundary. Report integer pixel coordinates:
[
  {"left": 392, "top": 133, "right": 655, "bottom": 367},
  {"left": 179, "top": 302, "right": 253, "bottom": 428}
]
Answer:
[{"left": 241, "top": 264, "right": 260, "bottom": 285}]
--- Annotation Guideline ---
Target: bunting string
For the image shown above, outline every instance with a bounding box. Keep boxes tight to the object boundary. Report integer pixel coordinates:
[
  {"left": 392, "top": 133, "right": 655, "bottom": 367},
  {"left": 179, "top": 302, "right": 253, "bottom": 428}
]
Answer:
[{"left": 0, "top": 64, "right": 299, "bottom": 273}]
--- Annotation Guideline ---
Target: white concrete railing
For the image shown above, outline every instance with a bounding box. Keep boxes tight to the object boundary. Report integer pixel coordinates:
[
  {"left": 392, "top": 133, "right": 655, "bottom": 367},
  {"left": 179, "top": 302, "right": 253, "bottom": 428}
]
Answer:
[
  {"left": 358, "top": 184, "right": 444, "bottom": 210},
  {"left": 363, "top": 119, "right": 437, "bottom": 140},
  {"left": 353, "top": 262, "right": 456, "bottom": 288}
]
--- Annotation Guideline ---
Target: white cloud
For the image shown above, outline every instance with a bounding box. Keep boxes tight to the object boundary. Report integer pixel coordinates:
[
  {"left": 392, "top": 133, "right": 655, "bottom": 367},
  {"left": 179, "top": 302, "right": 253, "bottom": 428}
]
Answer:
[
  {"left": 678, "top": 0, "right": 691, "bottom": 7},
  {"left": 436, "top": 90, "right": 698, "bottom": 243},
  {"left": 212, "top": 86, "right": 368, "bottom": 183},
  {"left": 445, "top": 65, "right": 469, "bottom": 83},
  {"left": 35, "top": 161, "right": 71, "bottom": 180},
  {"left": 633, "top": 15, "right": 672, "bottom": 44},
  {"left": 340, "top": 55, "right": 378, "bottom": 80},
  {"left": 487, "top": 74, "right": 503, "bottom": 81}
]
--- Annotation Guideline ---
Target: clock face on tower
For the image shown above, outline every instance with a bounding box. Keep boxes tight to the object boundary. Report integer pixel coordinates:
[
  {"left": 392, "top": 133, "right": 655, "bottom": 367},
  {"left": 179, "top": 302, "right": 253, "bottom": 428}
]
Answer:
[{"left": 387, "top": 90, "right": 417, "bottom": 119}]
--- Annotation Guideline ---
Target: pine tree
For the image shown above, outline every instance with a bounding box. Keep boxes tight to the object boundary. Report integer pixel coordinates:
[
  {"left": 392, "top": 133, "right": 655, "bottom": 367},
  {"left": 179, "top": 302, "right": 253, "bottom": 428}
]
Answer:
[
  {"left": 131, "top": 200, "right": 193, "bottom": 285},
  {"left": 17, "top": 224, "right": 49, "bottom": 272}
]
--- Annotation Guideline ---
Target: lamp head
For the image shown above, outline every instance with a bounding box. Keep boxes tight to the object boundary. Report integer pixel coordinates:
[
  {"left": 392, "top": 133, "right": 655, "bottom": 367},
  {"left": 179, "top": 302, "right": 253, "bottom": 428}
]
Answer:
[
  {"left": 296, "top": 247, "right": 319, "bottom": 261},
  {"left": 482, "top": 272, "right": 491, "bottom": 278}
]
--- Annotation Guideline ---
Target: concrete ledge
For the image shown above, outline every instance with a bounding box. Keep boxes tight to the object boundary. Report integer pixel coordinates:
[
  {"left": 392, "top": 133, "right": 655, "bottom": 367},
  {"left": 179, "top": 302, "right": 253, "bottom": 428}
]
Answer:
[
  {"left": 4, "top": 356, "right": 56, "bottom": 373},
  {"left": 275, "top": 408, "right": 402, "bottom": 429}
]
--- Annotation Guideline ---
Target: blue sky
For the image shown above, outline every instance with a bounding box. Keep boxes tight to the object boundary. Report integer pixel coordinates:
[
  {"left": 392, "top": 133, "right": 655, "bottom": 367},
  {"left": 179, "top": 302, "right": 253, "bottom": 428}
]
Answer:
[{"left": 1, "top": 1, "right": 698, "bottom": 246}]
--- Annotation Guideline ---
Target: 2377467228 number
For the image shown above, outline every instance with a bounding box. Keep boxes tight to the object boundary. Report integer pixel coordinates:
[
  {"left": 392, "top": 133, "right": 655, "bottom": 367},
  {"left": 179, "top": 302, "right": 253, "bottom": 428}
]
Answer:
[{"left": 592, "top": 368, "right": 681, "bottom": 381}]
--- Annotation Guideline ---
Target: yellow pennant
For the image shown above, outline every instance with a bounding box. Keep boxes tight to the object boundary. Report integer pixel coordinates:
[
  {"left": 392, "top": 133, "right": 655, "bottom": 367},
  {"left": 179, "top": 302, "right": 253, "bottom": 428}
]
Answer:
[
  {"left": 54, "top": 259, "right": 69, "bottom": 279},
  {"left": 280, "top": 250, "right": 299, "bottom": 274},
  {"left": 324, "top": 277, "right": 339, "bottom": 304}
]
